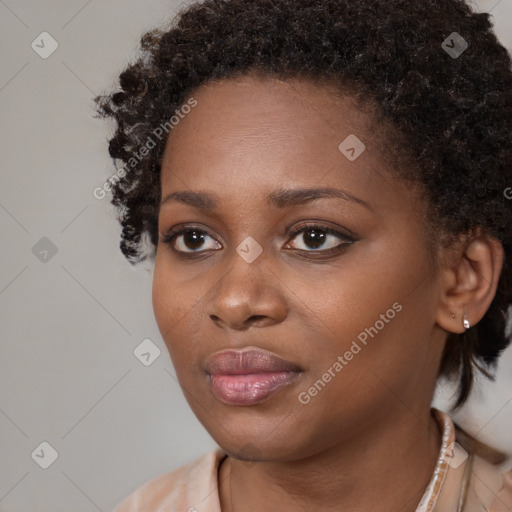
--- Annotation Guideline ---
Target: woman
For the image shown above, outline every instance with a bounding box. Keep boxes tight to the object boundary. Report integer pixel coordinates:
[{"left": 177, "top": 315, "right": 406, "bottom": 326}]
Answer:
[{"left": 94, "top": 0, "right": 512, "bottom": 510}]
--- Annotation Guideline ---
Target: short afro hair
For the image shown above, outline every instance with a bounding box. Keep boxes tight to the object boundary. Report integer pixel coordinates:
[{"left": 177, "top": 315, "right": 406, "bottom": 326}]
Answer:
[{"left": 93, "top": 0, "right": 512, "bottom": 408}]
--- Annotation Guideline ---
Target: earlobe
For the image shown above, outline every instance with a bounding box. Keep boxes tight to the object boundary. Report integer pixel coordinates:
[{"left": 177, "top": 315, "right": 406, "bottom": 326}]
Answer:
[
  {"left": 462, "top": 309, "right": 471, "bottom": 330},
  {"left": 435, "top": 230, "right": 504, "bottom": 335}
]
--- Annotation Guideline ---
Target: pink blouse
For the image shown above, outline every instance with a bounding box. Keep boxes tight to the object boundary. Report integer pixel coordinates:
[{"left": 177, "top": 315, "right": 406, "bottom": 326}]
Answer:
[{"left": 112, "top": 409, "right": 512, "bottom": 511}]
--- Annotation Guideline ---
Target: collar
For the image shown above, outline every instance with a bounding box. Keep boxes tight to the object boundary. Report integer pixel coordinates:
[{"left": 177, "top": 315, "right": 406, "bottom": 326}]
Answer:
[{"left": 416, "top": 408, "right": 473, "bottom": 512}]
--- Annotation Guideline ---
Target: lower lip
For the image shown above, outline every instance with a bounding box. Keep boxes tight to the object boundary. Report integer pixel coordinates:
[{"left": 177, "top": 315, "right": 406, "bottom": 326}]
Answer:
[{"left": 208, "top": 371, "right": 300, "bottom": 405}]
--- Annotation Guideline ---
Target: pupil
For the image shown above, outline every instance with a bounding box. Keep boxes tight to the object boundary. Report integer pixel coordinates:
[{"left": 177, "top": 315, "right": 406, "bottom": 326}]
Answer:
[
  {"left": 304, "top": 229, "right": 325, "bottom": 249},
  {"left": 185, "top": 230, "right": 205, "bottom": 250}
]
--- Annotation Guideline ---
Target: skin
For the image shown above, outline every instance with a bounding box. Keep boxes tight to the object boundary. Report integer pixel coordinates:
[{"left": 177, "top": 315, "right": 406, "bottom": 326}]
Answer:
[{"left": 152, "top": 71, "right": 504, "bottom": 512}]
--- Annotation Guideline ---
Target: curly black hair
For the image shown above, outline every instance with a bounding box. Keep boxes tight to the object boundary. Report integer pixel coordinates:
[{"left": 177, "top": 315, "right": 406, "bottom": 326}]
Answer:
[{"left": 93, "top": 0, "right": 512, "bottom": 408}]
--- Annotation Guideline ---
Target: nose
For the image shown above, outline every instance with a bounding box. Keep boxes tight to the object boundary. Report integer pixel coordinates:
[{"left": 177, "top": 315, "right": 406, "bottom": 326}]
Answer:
[{"left": 206, "top": 250, "right": 288, "bottom": 330}]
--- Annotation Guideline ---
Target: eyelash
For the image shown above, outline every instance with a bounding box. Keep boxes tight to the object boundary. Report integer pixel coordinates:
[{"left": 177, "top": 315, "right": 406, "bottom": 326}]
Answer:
[{"left": 160, "top": 223, "right": 356, "bottom": 259}]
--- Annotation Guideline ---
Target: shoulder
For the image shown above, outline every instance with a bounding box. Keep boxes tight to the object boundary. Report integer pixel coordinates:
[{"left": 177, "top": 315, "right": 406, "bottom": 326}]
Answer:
[
  {"left": 111, "top": 448, "right": 226, "bottom": 512},
  {"left": 466, "top": 454, "right": 512, "bottom": 511},
  {"left": 455, "top": 423, "right": 512, "bottom": 511},
  {"left": 424, "top": 409, "right": 512, "bottom": 512}
]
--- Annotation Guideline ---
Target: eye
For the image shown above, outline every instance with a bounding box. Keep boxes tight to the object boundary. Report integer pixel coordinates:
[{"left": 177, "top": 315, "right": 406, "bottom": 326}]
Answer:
[
  {"left": 160, "top": 222, "right": 356, "bottom": 258},
  {"left": 160, "top": 226, "right": 221, "bottom": 254},
  {"left": 284, "top": 223, "right": 355, "bottom": 254}
]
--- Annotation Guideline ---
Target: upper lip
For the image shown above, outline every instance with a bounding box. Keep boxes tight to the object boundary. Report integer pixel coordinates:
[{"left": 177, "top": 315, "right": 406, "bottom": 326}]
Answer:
[{"left": 204, "top": 347, "right": 303, "bottom": 375}]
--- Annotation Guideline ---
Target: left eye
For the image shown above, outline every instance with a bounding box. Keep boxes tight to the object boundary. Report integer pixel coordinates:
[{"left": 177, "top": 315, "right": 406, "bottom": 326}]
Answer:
[
  {"left": 285, "top": 225, "right": 354, "bottom": 252},
  {"left": 161, "top": 228, "right": 221, "bottom": 253}
]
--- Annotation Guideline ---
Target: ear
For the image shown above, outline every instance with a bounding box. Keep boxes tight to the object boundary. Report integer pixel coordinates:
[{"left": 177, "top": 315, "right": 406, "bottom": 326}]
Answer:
[{"left": 436, "top": 229, "right": 504, "bottom": 334}]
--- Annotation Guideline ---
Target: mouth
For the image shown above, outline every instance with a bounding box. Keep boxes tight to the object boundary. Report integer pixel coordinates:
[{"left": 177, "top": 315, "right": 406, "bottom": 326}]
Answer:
[{"left": 204, "top": 347, "right": 303, "bottom": 406}]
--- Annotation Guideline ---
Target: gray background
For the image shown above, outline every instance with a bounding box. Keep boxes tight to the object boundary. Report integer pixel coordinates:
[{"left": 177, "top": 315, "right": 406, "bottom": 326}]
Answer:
[{"left": 0, "top": 0, "right": 511, "bottom": 510}]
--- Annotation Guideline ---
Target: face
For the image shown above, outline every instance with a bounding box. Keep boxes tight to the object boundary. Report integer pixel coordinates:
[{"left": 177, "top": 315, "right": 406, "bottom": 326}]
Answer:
[{"left": 152, "top": 72, "right": 448, "bottom": 462}]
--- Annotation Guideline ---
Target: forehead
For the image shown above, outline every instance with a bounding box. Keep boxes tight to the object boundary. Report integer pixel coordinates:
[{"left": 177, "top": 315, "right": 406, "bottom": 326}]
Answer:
[
  {"left": 165, "top": 74, "right": 371, "bottom": 152},
  {"left": 159, "top": 73, "right": 424, "bottom": 223},
  {"left": 163, "top": 75, "right": 380, "bottom": 178}
]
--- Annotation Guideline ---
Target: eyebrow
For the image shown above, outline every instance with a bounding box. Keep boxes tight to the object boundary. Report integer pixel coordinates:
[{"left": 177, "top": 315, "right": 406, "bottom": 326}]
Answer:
[{"left": 160, "top": 187, "right": 373, "bottom": 211}]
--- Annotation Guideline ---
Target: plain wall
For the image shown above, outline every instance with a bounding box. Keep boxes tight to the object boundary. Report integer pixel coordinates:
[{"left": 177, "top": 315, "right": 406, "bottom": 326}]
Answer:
[{"left": 0, "top": 0, "right": 511, "bottom": 510}]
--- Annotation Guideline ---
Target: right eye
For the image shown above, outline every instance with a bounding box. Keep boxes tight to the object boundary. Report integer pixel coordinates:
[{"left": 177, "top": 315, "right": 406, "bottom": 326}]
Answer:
[{"left": 160, "top": 226, "right": 222, "bottom": 255}]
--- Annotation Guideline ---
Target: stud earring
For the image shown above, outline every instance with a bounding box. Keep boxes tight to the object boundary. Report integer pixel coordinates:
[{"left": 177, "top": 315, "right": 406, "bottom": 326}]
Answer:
[{"left": 462, "top": 310, "right": 471, "bottom": 330}]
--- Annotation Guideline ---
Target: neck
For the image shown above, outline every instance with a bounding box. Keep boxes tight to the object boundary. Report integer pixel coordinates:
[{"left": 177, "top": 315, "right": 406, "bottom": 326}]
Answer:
[{"left": 219, "top": 407, "right": 442, "bottom": 512}]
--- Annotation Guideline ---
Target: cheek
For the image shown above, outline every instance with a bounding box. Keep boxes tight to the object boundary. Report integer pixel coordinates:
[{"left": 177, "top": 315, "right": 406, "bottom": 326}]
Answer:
[
  {"left": 279, "top": 257, "right": 403, "bottom": 353},
  {"left": 287, "top": 251, "right": 434, "bottom": 391},
  {"left": 152, "top": 258, "right": 191, "bottom": 354},
  {"left": 151, "top": 256, "right": 208, "bottom": 373},
  {"left": 152, "top": 262, "right": 175, "bottom": 333}
]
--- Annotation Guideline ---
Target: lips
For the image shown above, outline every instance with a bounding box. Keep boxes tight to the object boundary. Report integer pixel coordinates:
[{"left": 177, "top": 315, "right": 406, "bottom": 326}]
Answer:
[
  {"left": 204, "top": 348, "right": 303, "bottom": 406},
  {"left": 205, "top": 348, "right": 302, "bottom": 375}
]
